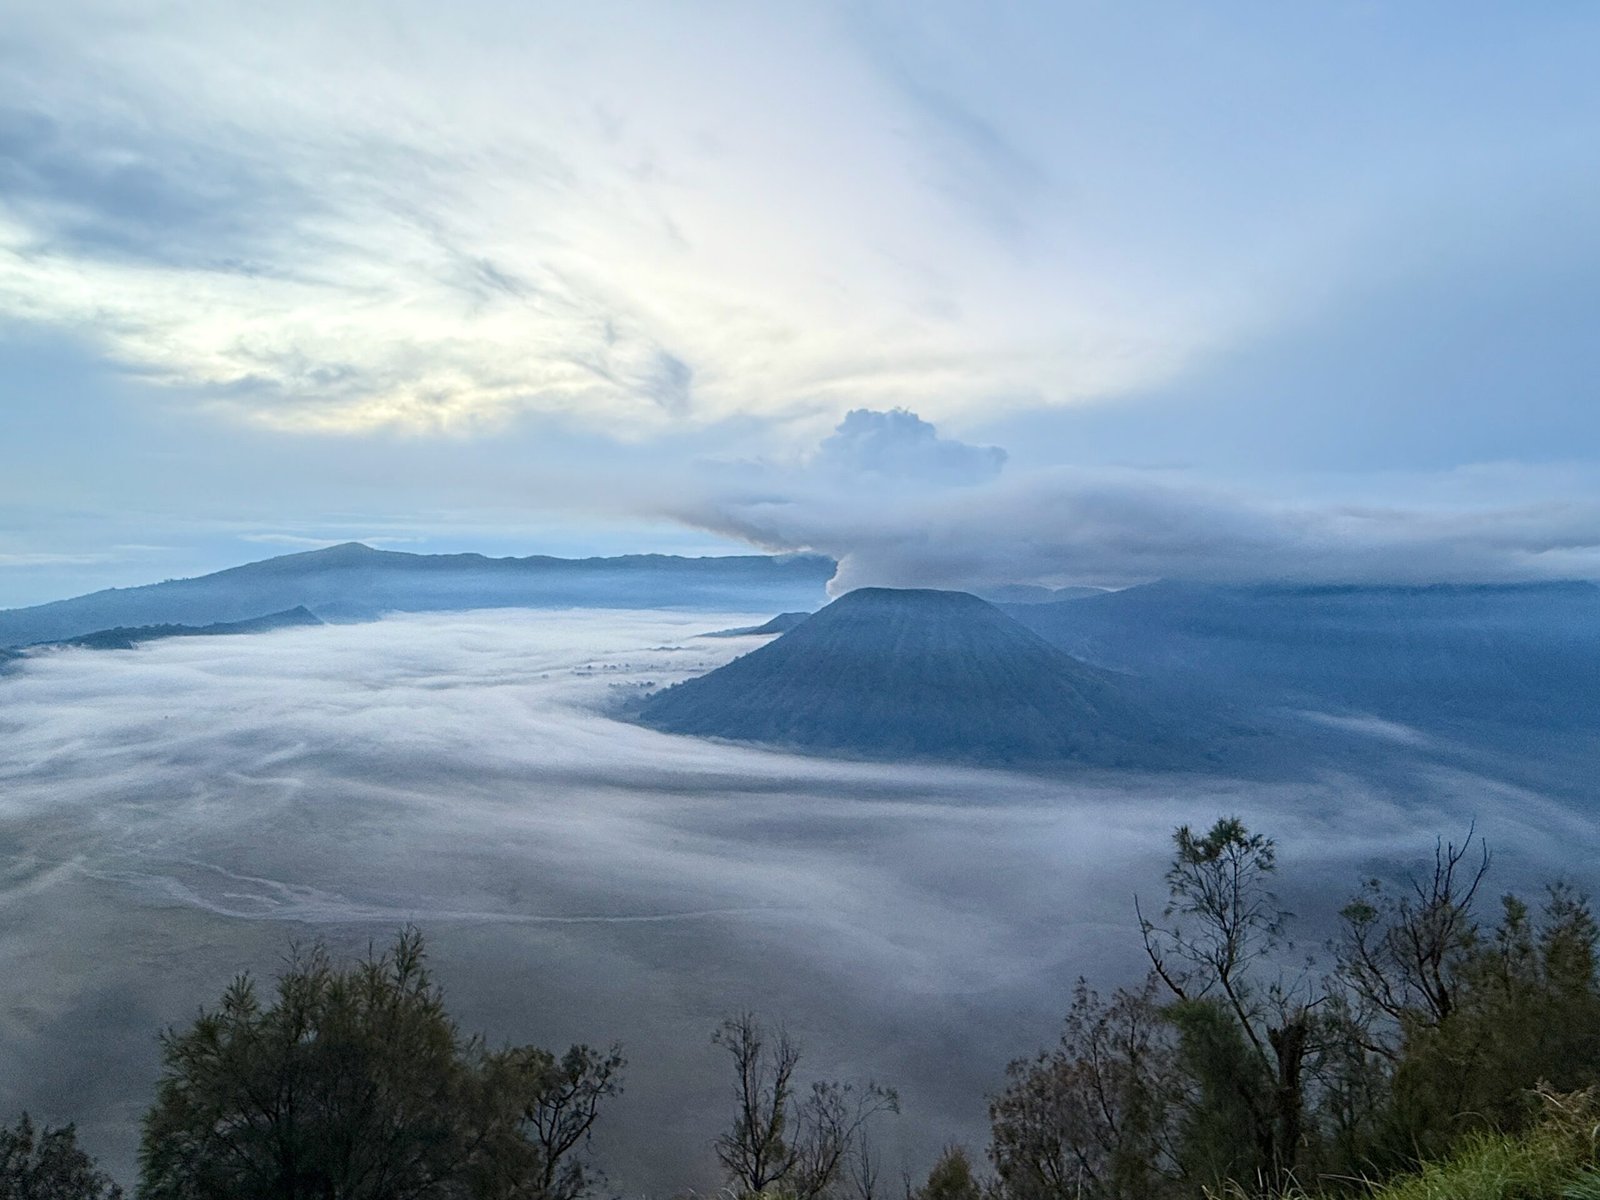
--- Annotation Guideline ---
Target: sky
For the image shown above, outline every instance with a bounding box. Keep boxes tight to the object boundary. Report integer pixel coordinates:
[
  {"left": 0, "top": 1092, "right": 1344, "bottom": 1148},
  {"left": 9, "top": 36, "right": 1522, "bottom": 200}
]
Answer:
[{"left": 3, "top": 1, "right": 1600, "bottom": 604}]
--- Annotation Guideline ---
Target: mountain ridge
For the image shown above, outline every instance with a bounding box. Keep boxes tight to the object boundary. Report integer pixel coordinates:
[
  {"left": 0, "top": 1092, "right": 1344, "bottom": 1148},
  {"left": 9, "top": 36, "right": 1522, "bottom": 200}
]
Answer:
[
  {"left": 0, "top": 544, "right": 837, "bottom": 647},
  {"left": 1003, "top": 578, "right": 1600, "bottom": 732},
  {"left": 34, "top": 606, "right": 325, "bottom": 651},
  {"left": 699, "top": 612, "right": 814, "bottom": 638}
]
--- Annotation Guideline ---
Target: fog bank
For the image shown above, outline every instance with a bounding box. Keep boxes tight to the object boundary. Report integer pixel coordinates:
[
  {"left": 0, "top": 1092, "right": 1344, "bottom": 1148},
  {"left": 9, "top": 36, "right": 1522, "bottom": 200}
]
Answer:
[{"left": 1, "top": 610, "right": 1591, "bottom": 1188}]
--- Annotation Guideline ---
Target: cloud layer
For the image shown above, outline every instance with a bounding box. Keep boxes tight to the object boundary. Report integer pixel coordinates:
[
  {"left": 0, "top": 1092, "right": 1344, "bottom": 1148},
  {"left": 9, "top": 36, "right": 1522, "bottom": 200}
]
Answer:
[
  {"left": 681, "top": 411, "right": 1600, "bottom": 589},
  {"left": 0, "top": 4, "right": 1196, "bottom": 436},
  {"left": 3, "top": 610, "right": 1580, "bottom": 1187},
  {"left": 4, "top": 5, "right": 1600, "bottom": 605}
]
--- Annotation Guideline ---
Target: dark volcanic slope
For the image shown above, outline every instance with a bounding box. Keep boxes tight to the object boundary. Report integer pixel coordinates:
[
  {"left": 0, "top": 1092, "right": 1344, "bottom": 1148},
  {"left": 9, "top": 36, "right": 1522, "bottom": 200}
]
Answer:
[
  {"left": 699, "top": 612, "right": 813, "bottom": 638},
  {"left": 0, "top": 543, "right": 836, "bottom": 647},
  {"left": 40, "top": 607, "right": 324, "bottom": 651},
  {"left": 637, "top": 587, "right": 1172, "bottom": 766},
  {"left": 1005, "top": 580, "right": 1600, "bottom": 732}
]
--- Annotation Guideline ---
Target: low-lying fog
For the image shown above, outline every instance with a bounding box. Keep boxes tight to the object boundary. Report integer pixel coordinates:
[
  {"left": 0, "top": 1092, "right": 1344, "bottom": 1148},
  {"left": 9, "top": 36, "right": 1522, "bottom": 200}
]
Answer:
[{"left": 1, "top": 610, "right": 1593, "bottom": 1190}]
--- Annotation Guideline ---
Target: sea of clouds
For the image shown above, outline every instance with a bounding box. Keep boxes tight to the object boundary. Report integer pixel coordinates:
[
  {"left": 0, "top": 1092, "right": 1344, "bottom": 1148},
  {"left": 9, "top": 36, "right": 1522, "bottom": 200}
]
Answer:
[{"left": 0, "top": 610, "right": 1591, "bottom": 1189}]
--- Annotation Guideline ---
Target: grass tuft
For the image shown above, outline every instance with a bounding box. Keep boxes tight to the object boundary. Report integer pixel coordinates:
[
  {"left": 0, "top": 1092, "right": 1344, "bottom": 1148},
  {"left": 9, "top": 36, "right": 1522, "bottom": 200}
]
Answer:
[{"left": 1207, "top": 1089, "right": 1600, "bottom": 1200}]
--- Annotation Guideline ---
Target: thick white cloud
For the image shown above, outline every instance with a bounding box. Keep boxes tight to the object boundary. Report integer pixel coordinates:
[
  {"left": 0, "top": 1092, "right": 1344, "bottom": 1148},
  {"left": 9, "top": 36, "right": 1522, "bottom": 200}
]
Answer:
[
  {"left": 812, "top": 408, "right": 1006, "bottom": 487},
  {"left": 680, "top": 410, "right": 1600, "bottom": 589}
]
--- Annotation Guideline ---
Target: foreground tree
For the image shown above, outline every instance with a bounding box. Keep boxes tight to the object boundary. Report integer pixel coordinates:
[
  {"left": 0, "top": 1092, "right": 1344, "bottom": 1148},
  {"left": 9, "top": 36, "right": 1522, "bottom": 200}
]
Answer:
[
  {"left": 1334, "top": 830, "right": 1489, "bottom": 1043},
  {"left": 0, "top": 1114, "right": 123, "bottom": 1199},
  {"left": 1137, "top": 818, "right": 1316, "bottom": 1194},
  {"left": 987, "top": 816, "right": 1600, "bottom": 1199},
  {"left": 910, "top": 1147, "right": 983, "bottom": 1200},
  {"left": 989, "top": 978, "right": 1179, "bottom": 1200},
  {"left": 1386, "top": 884, "right": 1600, "bottom": 1157},
  {"left": 712, "top": 1013, "right": 897, "bottom": 1199},
  {"left": 1323, "top": 827, "right": 1600, "bottom": 1174},
  {"left": 139, "top": 928, "right": 621, "bottom": 1200}
]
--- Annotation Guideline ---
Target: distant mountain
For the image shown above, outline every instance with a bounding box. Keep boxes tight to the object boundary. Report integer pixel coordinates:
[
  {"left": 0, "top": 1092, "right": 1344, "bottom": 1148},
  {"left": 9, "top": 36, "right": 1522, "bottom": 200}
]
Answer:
[
  {"left": 36, "top": 606, "right": 324, "bottom": 651},
  {"left": 636, "top": 587, "right": 1180, "bottom": 766},
  {"left": 699, "top": 612, "right": 813, "bottom": 638},
  {"left": 0, "top": 544, "right": 837, "bottom": 648},
  {"left": 1004, "top": 580, "right": 1600, "bottom": 732}
]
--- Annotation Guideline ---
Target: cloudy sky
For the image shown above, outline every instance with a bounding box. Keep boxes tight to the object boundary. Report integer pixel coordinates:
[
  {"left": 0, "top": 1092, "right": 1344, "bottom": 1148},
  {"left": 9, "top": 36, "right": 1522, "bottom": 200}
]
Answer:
[{"left": 4, "top": 2, "right": 1599, "bottom": 602}]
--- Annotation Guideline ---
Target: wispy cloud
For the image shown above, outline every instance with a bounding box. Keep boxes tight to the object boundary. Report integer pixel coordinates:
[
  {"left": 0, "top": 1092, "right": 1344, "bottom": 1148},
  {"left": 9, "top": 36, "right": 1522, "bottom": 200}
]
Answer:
[{"left": 6, "top": 1, "right": 1468, "bottom": 438}]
